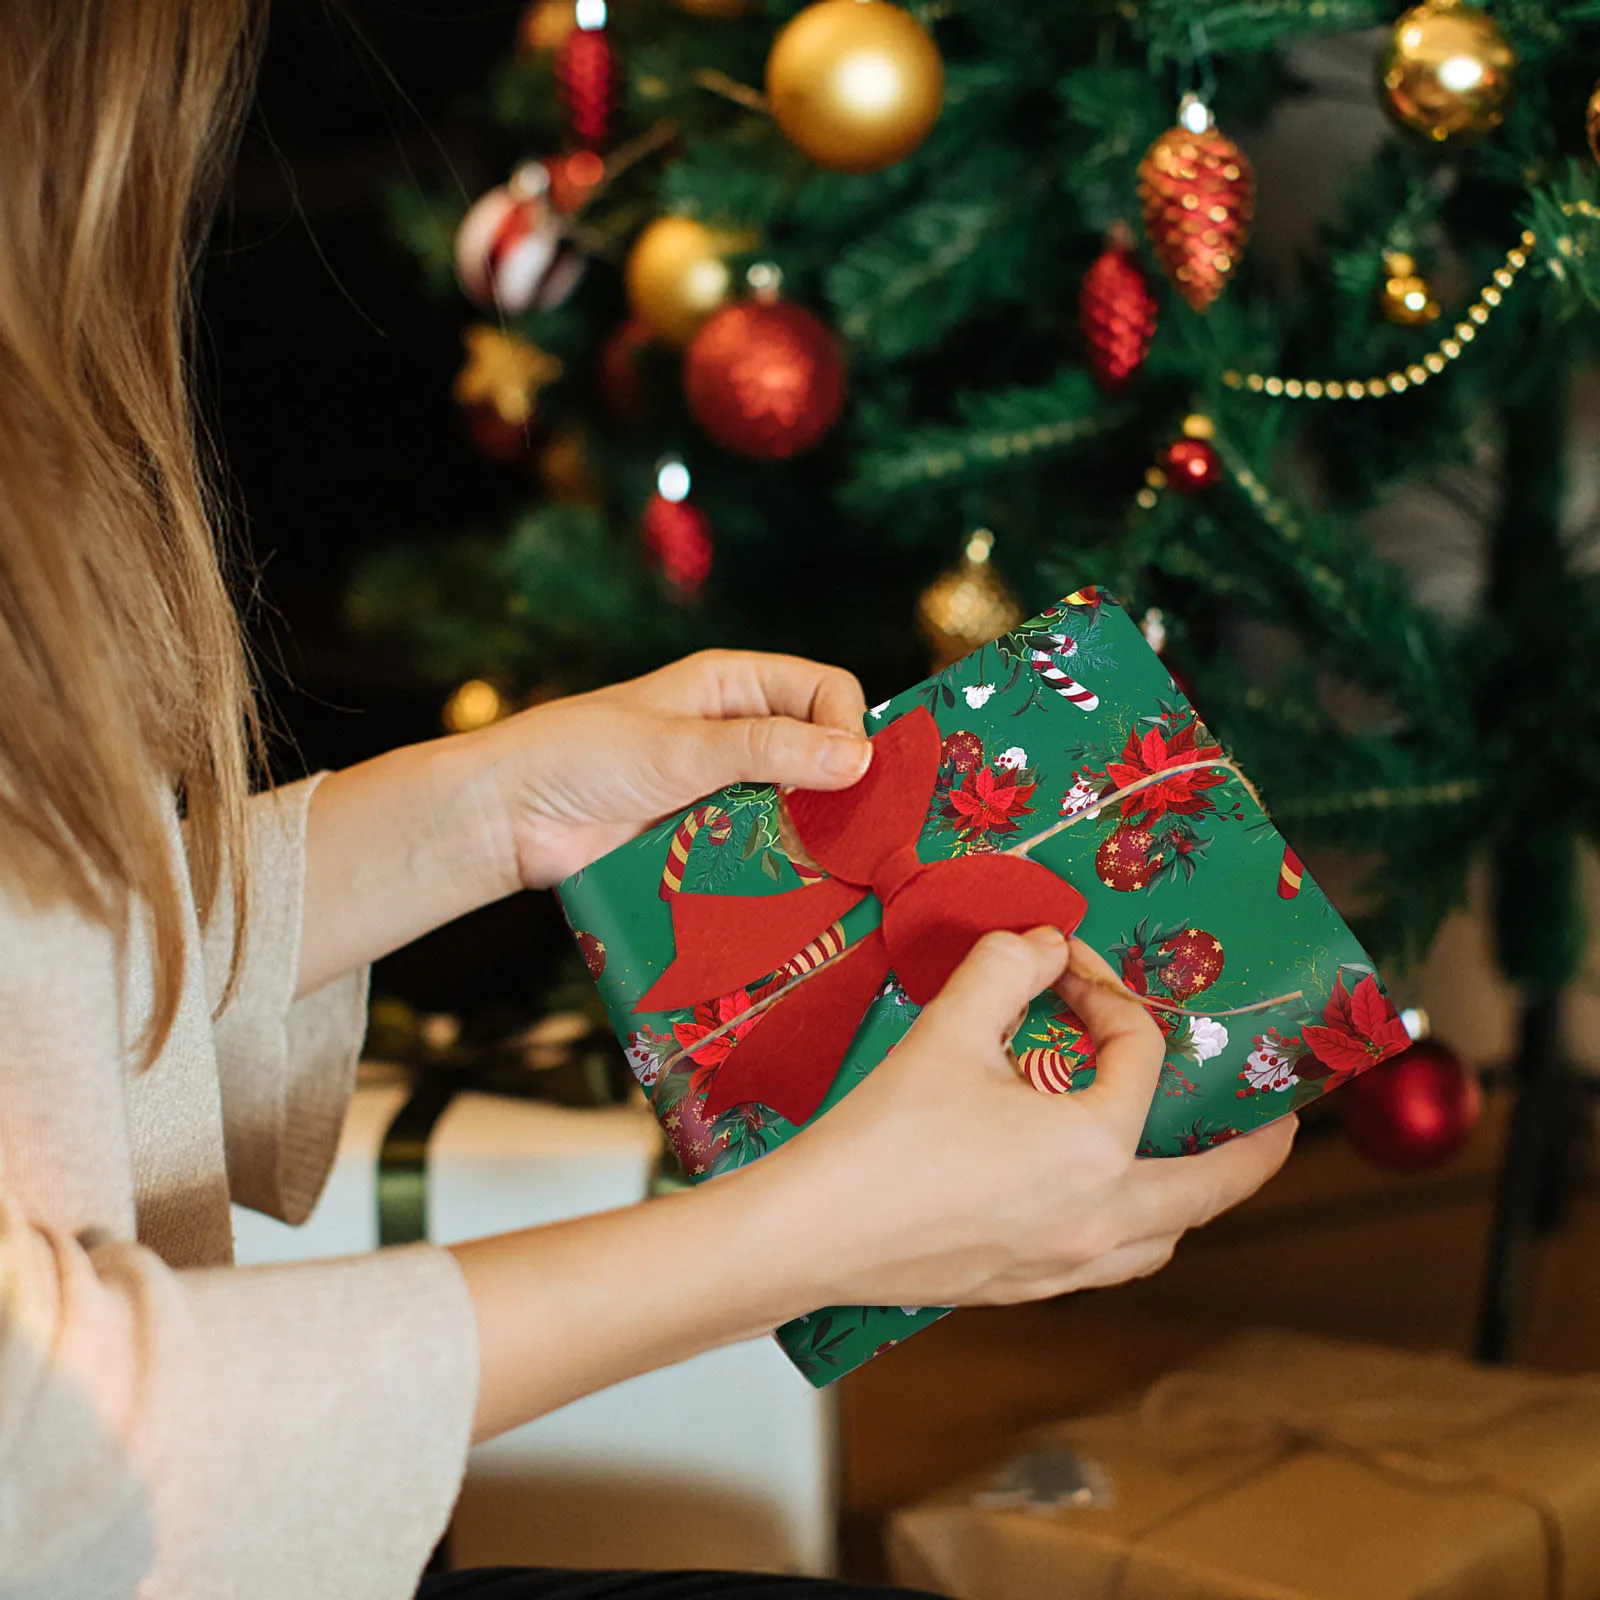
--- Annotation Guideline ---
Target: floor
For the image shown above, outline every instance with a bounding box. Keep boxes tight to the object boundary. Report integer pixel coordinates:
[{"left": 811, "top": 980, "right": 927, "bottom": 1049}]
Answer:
[{"left": 836, "top": 1088, "right": 1600, "bottom": 1579}]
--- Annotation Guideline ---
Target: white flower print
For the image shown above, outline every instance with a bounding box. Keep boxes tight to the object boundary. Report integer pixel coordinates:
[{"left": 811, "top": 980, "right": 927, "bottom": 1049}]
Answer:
[
  {"left": 963, "top": 683, "right": 996, "bottom": 708},
  {"left": 869, "top": 700, "right": 890, "bottom": 719},
  {"left": 995, "top": 745, "right": 1028, "bottom": 770},
  {"left": 1188, "top": 1017, "right": 1229, "bottom": 1062}
]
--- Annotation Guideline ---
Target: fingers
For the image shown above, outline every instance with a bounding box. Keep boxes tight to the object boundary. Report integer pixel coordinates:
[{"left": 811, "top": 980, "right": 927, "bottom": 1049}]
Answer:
[
  {"left": 1063, "top": 939, "right": 1167, "bottom": 1143},
  {"left": 689, "top": 714, "right": 873, "bottom": 794},
  {"left": 918, "top": 928, "right": 1070, "bottom": 1056},
  {"left": 658, "top": 650, "right": 870, "bottom": 739},
  {"left": 1116, "top": 1117, "right": 1298, "bottom": 1239}
]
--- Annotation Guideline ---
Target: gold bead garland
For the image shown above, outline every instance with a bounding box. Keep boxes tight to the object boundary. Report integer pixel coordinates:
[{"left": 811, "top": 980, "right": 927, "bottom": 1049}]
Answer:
[{"left": 1222, "top": 229, "right": 1536, "bottom": 401}]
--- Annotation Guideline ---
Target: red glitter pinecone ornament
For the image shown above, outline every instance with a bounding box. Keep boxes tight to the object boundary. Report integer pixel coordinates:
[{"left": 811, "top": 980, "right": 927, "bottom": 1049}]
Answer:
[
  {"left": 684, "top": 298, "right": 847, "bottom": 459},
  {"left": 556, "top": 14, "right": 615, "bottom": 147},
  {"left": 1137, "top": 96, "right": 1254, "bottom": 312},
  {"left": 641, "top": 492, "right": 713, "bottom": 599},
  {"left": 1079, "top": 228, "right": 1158, "bottom": 391}
]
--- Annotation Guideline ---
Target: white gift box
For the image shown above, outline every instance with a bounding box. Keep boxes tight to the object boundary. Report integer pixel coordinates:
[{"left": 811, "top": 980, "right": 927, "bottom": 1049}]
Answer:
[{"left": 231, "top": 1075, "right": 837, "bottom": 1575}]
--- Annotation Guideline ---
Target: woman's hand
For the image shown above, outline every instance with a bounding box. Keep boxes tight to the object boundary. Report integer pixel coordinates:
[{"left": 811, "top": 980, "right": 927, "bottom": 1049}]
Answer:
[
  {"left": 468, "top": 649, "right": 873, "bottom": 890},
  {"left": 743, "top": 933, "right": 1297, "bottom": 1311},
  {"left": 298, "top": 650, "right": 870, "bottom": 994}
]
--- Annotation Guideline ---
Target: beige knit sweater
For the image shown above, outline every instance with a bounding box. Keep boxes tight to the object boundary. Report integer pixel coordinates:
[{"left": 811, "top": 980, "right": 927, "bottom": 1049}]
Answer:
[{"left": 0, "top": 775, "right": 480, "bottom": 1600}]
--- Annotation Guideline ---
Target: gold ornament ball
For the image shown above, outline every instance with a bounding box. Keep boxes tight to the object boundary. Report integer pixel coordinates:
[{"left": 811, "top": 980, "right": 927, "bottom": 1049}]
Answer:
[
  {"left": 518, "top": 0, "right": 575, "bottom": 55},
  {"left": 1378, "top": 1, "right": 1516, "bottom": 143},
  {"left": 1587, "top": 78, "right": 1600, "bottom": 166},
  {"left": 916, "top": 529, "right": 1024, "bottom": 671},
  {"left": 766, "top": 0, "right": 945, "bottom": 175},
  {"left": 1379, "top": 251, "right": 1441, "bottom": 325},
  {"left": 443, "top": 679, "right": 508, "bottom": 734},
  {"left": 625, "top": 217, "right": 750, "bottom": 347}
]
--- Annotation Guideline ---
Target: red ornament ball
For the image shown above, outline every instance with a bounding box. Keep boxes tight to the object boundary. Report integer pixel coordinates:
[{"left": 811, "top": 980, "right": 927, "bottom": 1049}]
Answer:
[
  {"left": 1161, "top": 436, "right": 1223, "bottom": 495},
  {"left": 940, "top": 730, "right": 984, "bottom": 773},
  {"left": 641, "top": 493, "right": 714, "bottom": 599},
  {"left": 455, "top": 183, "right": 584, "bottom": 314},
  {"left": 684, "top": 300, "right": 847, "bottom": 459},
  {"left": 1079, "top": 239, "right": 1158, "bottom": 392},
  {"left": 1339, "top": 1038, "right": 1482, "bottom": 1173}
]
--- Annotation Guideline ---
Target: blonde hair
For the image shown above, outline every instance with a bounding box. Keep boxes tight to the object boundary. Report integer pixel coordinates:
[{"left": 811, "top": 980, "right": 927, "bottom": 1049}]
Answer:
[{"left": 0, "top": 0, "right": 266, "bottom": 1056}]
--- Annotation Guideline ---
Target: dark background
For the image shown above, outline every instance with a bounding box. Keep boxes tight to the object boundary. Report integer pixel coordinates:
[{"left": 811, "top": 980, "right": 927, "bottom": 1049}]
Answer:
[{"left": 199, "top": 0, "right": 566, "bottom": 1014}]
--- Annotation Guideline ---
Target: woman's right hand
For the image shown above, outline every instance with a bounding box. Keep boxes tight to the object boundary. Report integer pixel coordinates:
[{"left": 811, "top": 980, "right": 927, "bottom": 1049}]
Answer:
[
  {"left": 450, "top": 930, "right": 1294, "bottom": 1442},
  {"left": 748, "top": 931, "right": 1296, "bottom": 1312}
]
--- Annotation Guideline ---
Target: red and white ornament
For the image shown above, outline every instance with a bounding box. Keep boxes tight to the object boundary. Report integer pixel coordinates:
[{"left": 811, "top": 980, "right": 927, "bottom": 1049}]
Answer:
[
  {"left": 556, "top": 0, "right": 615, "bottom": 148},
  {"left": 455, "top": 166, "right": 585, "bottom": 314},
  {"left": 1138, "top": 95, "right": 1254, "bottom": 313},
  {"left": 1079, "top": 228, "right": 1158, "bottom": 391},
  {"left": 1028, "top": 638, "right": 1098, "bottom": 711},
  {"left": 641, "top": 456, "right": 714, "bottom": 601},
  {"left": 684, "top": 292, "right": 847, "bottom": 459}
]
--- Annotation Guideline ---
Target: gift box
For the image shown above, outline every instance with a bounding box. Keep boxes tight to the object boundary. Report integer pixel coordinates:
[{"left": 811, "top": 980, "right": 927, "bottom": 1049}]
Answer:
[
  {"left": 558, "top": 591, "right": 1408, "bottom": 1384},
  {"left": 887, "top": 1327, "right": 1600, "bottom": 1600}
]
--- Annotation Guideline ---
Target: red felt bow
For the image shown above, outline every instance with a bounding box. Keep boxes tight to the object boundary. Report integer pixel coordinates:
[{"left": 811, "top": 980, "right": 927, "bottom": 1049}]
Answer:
[{"left": 635, "top": 707, "right": 1089, "bottom": 1126}]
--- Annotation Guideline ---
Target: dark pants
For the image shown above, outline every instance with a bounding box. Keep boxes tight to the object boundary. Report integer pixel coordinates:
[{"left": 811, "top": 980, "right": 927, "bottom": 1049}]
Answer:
[{"left": 417, "top": 1571, "right": 939, "bottom": 1599}]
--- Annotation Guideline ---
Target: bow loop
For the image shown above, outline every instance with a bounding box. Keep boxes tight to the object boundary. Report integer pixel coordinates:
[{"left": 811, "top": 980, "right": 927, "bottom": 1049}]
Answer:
[{"left": 639, "top": 705, "right": 1088, "bottom": 1126}]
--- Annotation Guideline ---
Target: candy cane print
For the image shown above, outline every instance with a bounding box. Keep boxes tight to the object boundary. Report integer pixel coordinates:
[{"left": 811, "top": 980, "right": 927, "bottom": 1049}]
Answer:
[
  {"left": 1277, "top": 844, "right": 1304, "bottom": 900},
  {"left": 1029, "top": 647, "right": 1099, "bottom": 711},
  {"left": 658, "top": 804, "right": 732, "bottom": 900},
  {"left": 783, "top": 921, "right": 847, "bottom": 978}
]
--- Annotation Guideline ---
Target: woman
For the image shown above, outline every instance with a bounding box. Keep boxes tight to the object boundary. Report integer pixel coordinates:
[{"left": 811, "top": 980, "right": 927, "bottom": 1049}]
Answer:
[{"left": 0, "top": 5, "right": 1295, "bottom": 1598}]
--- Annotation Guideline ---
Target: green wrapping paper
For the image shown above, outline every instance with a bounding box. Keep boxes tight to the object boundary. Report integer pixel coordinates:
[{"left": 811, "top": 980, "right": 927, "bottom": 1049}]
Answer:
[{"left": 557, "top": 590, "right": 1406, "bottom": 1385}]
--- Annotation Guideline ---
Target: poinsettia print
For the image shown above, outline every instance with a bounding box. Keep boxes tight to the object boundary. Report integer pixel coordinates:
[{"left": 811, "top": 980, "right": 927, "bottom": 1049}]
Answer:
[
  {"left": 1238, "top": 1028, "right": 1303, "bottom": 1095},
  {"left": 1105, "top": 717, "right": 1227, "bottom": 824},
  {"left": 671, "top": 986, "right": 772, "bottom": 1095},
  {"left": 1297, "top": 973, "right": 1410, "bottom": 1082},
  {"left": 943, "top": 760, "right": 1038, "bottom": 846}
]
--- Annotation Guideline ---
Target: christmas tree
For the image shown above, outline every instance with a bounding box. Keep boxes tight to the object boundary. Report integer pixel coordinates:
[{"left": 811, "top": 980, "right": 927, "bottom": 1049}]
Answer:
[{"left": 365, "top": 0, "right": 1600, "bottom": 1353}]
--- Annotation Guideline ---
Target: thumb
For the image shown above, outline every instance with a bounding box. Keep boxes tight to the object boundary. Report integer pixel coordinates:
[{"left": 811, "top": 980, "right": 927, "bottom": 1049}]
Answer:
[
  {"left": 689, "top": 715, "right": 872, "bottom": 793},
  {"left": 916, "top": 928, "right": 1070, "bottom": 1058}
]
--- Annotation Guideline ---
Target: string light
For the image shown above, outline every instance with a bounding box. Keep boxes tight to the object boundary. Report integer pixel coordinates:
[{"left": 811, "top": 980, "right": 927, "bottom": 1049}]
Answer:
[{"left": 1222, "top": 229, "right": 1536, "bottom": 401}]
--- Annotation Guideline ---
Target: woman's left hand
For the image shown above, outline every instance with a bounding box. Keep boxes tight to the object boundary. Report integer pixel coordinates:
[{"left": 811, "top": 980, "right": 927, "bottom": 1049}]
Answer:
[{"left": 467, "top": 649, "right": 872, "bottom": 890}]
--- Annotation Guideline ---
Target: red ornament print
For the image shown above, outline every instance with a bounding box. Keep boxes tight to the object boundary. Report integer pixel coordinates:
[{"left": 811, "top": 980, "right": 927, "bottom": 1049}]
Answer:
[{"left": 1095, "top": 824, "right": 1164, "bottom": 892}]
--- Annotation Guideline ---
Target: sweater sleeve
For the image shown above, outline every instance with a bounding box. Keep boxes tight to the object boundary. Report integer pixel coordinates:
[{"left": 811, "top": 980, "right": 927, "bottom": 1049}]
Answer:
[
  {"left": 198, "top": 775, "right": 371, "bottom": 1225},
  {"left": 0, "top": 1198, "right": 478, "bottom": 1600}
]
